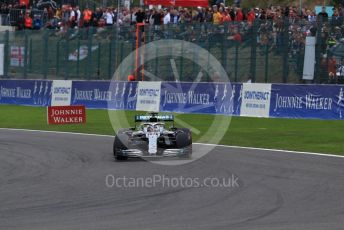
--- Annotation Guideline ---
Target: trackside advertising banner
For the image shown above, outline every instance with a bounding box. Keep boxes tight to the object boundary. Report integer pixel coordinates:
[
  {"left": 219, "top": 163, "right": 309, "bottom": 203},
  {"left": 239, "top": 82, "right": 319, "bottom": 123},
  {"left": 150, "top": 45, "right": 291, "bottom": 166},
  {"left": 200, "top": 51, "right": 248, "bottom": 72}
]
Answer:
[
  {"left": 1, "top": 79, "right": 344, "bottom": 120},
  {"left": 0, "top": 79, "right": 51, "bottom": 106},
  {"left": 240, "top": 83, "right": 271, "bottom": 118},
  {"left": 51, "top": 80, "right": 72, "bottom": 106},
  {"left": 136, "top": 81, "right": 161, "bottom": 112},
  {"left": 73, "top": 81, "right": 138, "bottom": 110},
  {"left": 48, "top": 105, "right": 86, "bottom": 125},
  {"left": 270, "top": 84, "right": 344, "bottom": 119},
  {"left": 160, "top": 82, "right": 241, "bottom": 115}
]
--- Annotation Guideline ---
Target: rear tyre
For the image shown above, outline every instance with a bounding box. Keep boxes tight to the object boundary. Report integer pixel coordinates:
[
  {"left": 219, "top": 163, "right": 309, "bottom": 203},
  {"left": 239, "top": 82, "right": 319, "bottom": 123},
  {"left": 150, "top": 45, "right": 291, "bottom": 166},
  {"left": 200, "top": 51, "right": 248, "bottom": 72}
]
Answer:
[
  {"left": 176, "top": 128, "right": 192, "bottom": 148},
  {"left": 175, "top": 128, "right": 192, "bottom": 158}
]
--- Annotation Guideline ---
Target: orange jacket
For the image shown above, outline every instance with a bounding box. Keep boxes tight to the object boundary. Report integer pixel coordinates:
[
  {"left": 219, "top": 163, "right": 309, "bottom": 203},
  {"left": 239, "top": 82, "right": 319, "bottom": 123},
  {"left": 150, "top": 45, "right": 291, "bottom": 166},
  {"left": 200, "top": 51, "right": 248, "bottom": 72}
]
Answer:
[{"left": 83, "top": 9, "right": 92, "bottom": 22}]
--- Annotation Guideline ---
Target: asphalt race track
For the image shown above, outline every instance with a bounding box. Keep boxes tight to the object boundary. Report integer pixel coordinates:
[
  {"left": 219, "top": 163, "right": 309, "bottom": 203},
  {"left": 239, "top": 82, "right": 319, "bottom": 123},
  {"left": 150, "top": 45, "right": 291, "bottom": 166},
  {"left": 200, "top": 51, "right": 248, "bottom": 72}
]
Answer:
[{"left": 0, "top": 129, "right": 343, "bottom": 230}]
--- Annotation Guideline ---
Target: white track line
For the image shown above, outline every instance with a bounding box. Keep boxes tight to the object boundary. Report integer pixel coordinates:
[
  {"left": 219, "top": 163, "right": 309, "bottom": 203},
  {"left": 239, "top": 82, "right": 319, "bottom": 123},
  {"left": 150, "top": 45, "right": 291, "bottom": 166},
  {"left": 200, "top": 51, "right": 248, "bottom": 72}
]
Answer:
[
  {"left": 0, "top": 127, "right": 343, "bottom": 159},
  {"left": 196, "top": 143, "right": 344, "bottom": 158},
  {"left": 0, "top": 128, "right": 114, "bottom": 138}
]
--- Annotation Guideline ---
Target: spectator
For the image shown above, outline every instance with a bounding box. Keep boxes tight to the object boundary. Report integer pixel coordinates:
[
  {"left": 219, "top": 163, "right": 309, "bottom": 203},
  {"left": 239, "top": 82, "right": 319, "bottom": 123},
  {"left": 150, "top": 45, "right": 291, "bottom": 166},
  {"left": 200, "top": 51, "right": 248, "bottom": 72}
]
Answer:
[
  {"left": 152, "top": 9, "right": 162, "bottom": 30},
  {"left": 55, "top": 7, "right": 61, "bottom": 19},
  {"left": 122, "top": 10, "right": 132, "bottom": 25},
  {"left": 163, "top": 8, "right": 171, "bottom": 35},
  {"left": 194, "top": 7, "right": 204, "bottom": 23},
  {"left": 235, "top": 7, "right": 244, "bottom": 21},
  {"left": 328, "top": 56, "right": 337, "bottom": 83},
  {"left": 33, "top": 14, "right": 42, "bottom": 29},
  {"left": 318, "top": 6, "right": 328, "bottom": 22},
  {"left": 94, "top": 7, "right": 103, "bottom": 22},
  {"left": 212, "top": 5, "right": 222, "bottom": 25},
  {"left": 227, "top": 27, "right": 242, "bottom": 42},
  {"left": 170, "top": 8, "right": 179, "bottom": 24},
  {"left": 24, "top": 11, "right": 32, "bottom": 29},
  {"left": 75, "top": 6, "right": 81, "bottom": 26},
  {"left": 83, "top": 7, "right": 92, "bottom": 27},
  {"left": 222, "top": 8, "right": 231, "bottom": 23},
  {"left": 0, "top": 4, "right": 10, "bottom": 25},
  {"left": 247, "top": 8, "right": 255, "bottom": 25},
  {"left": 69, "top": 6, "right": 77, "bottom": 28},
  {"left": 204, "top": 7, "right": 212, "bottom": 23},
  {"left": 145, "top": 9, "right": 153, "bottom": 25},
  {"left": 135, "top": 8, "right": 145, "bottom": 23},
  {"left": 306, "top": 10, "right": 316, "bottom": 22},
  {"left": 331, "top": 8, "right": 342, "bottom": 27},
  {"left": 104, "top": 8, "right": 114, "bottom": 26},
  {"left": 47, "top": 6, "right": 54, "bottom": 19}
]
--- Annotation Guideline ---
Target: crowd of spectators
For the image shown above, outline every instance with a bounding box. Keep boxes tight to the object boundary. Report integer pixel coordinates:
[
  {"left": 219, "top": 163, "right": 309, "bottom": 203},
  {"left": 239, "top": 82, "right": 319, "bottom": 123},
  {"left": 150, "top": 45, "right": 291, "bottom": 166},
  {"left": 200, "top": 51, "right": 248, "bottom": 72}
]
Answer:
[{"left": 2, "top": 1, "right": 344, "bottom": 82}]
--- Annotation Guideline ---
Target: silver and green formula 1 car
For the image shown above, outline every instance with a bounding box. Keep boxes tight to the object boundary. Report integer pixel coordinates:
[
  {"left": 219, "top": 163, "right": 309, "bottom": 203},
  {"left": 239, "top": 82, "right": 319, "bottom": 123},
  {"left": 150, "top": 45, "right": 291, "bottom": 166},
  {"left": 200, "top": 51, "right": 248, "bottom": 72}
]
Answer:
[{"left": 113, "top": 113, "right": 192, "bottom": 160}]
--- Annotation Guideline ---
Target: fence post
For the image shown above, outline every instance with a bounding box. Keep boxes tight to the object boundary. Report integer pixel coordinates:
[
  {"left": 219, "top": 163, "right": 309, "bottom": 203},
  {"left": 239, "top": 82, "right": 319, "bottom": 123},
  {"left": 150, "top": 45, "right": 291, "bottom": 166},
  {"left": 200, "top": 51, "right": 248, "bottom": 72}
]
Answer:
[
  {"left": 193, "top": 42, "right": 198, "bottom": 79},
  {"left": 120, "top": 41, "right": 124, "bottom": 80},
  {"left": 29, "top": 38, "right": 32, "bottom": 72},
  {"left": 42, "top": 30, "right": 48, "bottom": 79},
  {"left": 221, "top": 36, "right": 228, "bottom": 78},
  {"left": 76, "top": 36, "right": 80, "bottom": 78},
  {"left": 264, "top": 44, "right": 269, "bottom": 83},
  {"left": 155, "top": 43, "right": 158, "bottom": 78},
  {"left": 315, "top": 21, "right": 323, "bottom": 83},
  {"left": 234, "top": 42, "right": 239, "bottom": 82},
  {"left": 206, "top": 41, "right": 211, "bottom": 81},
  {"left": 56, "top": 41, "right": 60, "bottom": 77},
  {"left": 108, "top": 28, "right": 116, "bottom": 79},
  {"left": 179, "top": 40, "right": 184, "bottom": 81},
  {"left": 131, "top": 39, "right": 136, "bottom": 77},
  {"left": 249, "top": 21, "right": 258, "bottom": 83},
  {"left": 97, "top": 42, "right": 101, "bottom": 79},
  {"left": 282, "top": 19, "right": 290, "bottom": 83},
  {"left": 64, "top": 39, "right": 70, "bottom": 80},
  {"left": 23, "top": 31, "right": 28, "bottom": 79},
  {"left": 4, "top": 30, "right": 9, "bottom": 77},
  {"left": 108, "top": 40, "right": 112, "bottom": 79},
  {"left": 113, "top": 31, "right": 119, "bottom": 79},
  {"left": 112, "top": 29, "right": 117, "bottom": 79},
  {"left": 87, "top": 27, "right": 93, "bottom": 79}
]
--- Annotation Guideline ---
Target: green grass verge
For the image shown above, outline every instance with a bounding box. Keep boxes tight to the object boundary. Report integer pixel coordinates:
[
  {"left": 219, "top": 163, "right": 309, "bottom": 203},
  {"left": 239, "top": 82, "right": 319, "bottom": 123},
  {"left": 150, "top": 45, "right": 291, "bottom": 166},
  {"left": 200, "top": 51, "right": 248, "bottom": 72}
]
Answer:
[{"left": 0, "top": 104, "right": 343, "bottom": 155}]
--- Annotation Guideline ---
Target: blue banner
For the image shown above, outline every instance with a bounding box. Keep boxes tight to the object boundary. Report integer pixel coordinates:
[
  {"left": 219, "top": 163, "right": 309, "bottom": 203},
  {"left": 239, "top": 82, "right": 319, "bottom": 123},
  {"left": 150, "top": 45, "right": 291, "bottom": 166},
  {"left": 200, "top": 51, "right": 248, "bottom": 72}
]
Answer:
[
  {"left": 1, "top": 79, "right": 344, "bottom": 120},
  {"left": 160, "top": 82, "right": 238, "bottom": 115},
  {"left": 232, "top": 83, "right": 243, "bottom": 116},
  {"left": 0, "top": 80, "right": 51, "bottom": 106},
  {"left": 108, "top": 81, "right": 138, "bottom": 110},
  {"left": 71, "top": 81, "right": 110, "bottom": 109},
  {"left": 71, "top": 81, "right": 138, "bottom": 110},
  {"left": 270, "top": 84, "right": 344, "bottom": 119}
]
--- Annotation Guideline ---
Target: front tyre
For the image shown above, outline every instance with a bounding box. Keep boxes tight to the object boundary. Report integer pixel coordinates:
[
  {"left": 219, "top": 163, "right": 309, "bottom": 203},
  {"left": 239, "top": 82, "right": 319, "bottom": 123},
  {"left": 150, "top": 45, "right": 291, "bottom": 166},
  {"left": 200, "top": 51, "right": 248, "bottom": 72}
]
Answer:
[{"left": 113, "top": 134, "right": 129, "bottom": 160}]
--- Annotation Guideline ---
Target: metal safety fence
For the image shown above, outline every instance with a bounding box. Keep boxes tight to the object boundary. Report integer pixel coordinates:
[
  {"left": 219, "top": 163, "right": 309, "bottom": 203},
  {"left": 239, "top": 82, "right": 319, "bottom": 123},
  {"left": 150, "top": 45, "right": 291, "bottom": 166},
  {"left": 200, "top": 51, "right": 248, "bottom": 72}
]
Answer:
[{"left": 0, "top": 18, "right": 341, "bottom": 83}]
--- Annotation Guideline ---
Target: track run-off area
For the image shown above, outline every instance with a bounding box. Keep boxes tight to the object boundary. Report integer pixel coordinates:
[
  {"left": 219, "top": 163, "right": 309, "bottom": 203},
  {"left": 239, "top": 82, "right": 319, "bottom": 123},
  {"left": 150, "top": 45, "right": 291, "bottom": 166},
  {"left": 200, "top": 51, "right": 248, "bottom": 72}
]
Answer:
[{"left": 0, "top": 128, "right": 343, "bottom": 230}]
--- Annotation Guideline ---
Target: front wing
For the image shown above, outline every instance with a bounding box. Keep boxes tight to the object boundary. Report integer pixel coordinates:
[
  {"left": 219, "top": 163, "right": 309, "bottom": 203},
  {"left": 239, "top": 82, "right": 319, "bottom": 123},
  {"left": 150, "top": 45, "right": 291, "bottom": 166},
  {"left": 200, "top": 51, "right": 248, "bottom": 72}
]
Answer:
[{"left": 116, "top": 147, "right": 191, "bottom": 158}]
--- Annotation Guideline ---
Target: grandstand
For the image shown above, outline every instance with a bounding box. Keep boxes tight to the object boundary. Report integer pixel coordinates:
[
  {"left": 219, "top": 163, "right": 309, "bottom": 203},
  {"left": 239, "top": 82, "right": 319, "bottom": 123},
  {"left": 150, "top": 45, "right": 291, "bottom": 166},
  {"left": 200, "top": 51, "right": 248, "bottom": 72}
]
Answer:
[{"left": 0, "top": 0, "right": 344, "bottom": 83}]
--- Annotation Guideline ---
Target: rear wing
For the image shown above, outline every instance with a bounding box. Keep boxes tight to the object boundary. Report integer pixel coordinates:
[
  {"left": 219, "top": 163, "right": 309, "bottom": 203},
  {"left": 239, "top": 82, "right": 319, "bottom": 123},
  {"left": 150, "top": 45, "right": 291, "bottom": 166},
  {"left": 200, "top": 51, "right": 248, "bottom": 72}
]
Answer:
[{"left": 135, "top": 114, "right": 174, "bottom": 123}]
